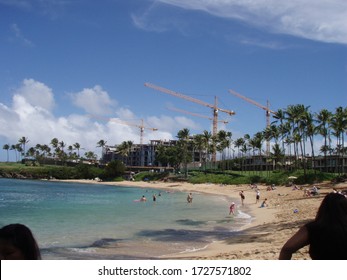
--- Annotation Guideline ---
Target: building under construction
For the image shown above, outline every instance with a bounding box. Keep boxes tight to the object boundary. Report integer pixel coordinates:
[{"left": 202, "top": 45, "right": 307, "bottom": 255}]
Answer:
[{"left": 101, "top": 138, "right": 203, "bottom": 169}]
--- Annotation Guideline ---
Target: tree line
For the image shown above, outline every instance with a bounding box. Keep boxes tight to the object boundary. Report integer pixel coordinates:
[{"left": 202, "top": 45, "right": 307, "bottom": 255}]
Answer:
[
  {"left": 155, "top": 104, "right": 347, "bottom": 174},
  {"left": 2, "top": 137, "right": 110, "bottom": 164}
]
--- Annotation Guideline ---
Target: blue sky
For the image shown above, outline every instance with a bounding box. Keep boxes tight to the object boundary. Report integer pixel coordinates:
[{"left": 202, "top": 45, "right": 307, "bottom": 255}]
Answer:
[{"left": 1, "top": 0, "right": 347, "bottom": 160}]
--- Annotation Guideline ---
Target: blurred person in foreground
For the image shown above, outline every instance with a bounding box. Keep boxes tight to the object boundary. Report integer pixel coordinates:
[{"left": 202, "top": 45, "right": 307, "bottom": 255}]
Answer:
[
  {"left": 279, "top": 193, "right": 347, "bottom": 260},
  {"left": 0, "top": 223, "right": 41, "bottom": 260}
]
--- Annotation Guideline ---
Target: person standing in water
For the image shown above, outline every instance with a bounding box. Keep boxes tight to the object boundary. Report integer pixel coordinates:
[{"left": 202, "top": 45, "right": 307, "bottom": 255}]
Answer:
[
  {"left": 239, "top": 191, "right": 245, "bottom": 206},
  {"left": 187, "top": 193, "right": 193, "bottom": 203},
  {"left": 229, "top": 202, "right": 236, "bottom": 215}
]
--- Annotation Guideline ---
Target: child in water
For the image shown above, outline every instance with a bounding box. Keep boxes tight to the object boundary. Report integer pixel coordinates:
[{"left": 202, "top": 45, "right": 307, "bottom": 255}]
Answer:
[{"left": 229, "top": 202, "right": 236, "bottom": 215}]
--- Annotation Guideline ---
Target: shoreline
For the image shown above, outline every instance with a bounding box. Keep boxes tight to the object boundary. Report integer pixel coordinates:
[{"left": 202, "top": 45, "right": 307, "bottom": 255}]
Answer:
[{"left": 56, "top": 178, "right": 346, "bottom": 259}]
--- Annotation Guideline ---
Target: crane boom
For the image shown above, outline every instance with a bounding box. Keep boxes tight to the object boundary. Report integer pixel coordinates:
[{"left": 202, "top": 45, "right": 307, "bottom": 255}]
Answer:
[
  {"left": 167, "top": 106, "right": 228, "bottom": 124},
  {"left": 145, "top": 83, "right": 235, "bottom": 116},
  {"left": 228, "top": 89, "right": 275, "bottom": 155},
  {"left": 145, "top": 82, "right": 235, "bottom": 161},
  {"left": 228, "top": 89, "right": 275, "bottom": 114}
]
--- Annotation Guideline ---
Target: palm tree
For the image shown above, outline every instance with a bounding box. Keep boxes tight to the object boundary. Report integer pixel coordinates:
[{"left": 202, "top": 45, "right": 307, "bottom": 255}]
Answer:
[
  {"left": 316, "top": 109, "right": 332, "bottom": 171},
  {"left": 26, "top": 147, "right": 36, "bottom": 158},
  {"left": 18, "top": 136, "right": 29, "bottom": 159},
  {"left": 285, "top": 104, "right": 310, "bottom": 171},
  {"left": 97, "top": 139, "right": 107, "bottom": 160},
  {"left": 84, "top": 151, "right": 97, "bottom": 161},
  {"left": 216, "top": 130, "right": 232, "bottom": 160},
  {"left": 59, "top": 141, "right": 66, "bottom": 152},
  {"left": 73, "top": 142, "right": 81, "bottom": 158},
  {"left": 50, "top": 138, "right": 59, "bottom": 161},
  {"left": 305, "top": 111, "right": 318, "bottom": 171},
  {"left": 234, "top": 137, "right": 245, "bottom": 158},
  {"left": 67, "top": 145, "right": 74, "bottom": 158},
  {"left": 50, "top": 138, "right": 59, "bottom": 149},
  {"left": 193, "top": 134, "right": 205, "bottom": 165},
  {"left": 216, "top": 130, "right": 232, "bottom": 170},
  {"left": 247, "top": 132, "right": 263, "bottom": 173},
  {"left": 2, "top": 144, "right": 10, "bottom": 162},
  {"left": 202, "top": 130, "right": 212, "bottom": 166},
  {"left": 116, "top": 141, "right": 133, "bottom": 165},
  {"left": 271, "top": 143, "right": 285, "bottom": 170},
  {"left": 10, "top": 144, "right": 18, "bottom": 162},
  {"left": 176, "top": 128, "right": 191, "bottom": 177},
  {"left": 15, "top": 144, "right": 23, "bottom": 162},
  {"left": 272, "top": 108, "right": 287, "bottom": 154},
  {"left": 330, "top": 107, "right": 347, "bottom": 174}
]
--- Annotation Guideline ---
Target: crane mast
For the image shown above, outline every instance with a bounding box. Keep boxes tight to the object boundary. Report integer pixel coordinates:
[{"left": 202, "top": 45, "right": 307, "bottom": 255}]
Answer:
[
  {"left": 228, "top": 89, "right": 275, "bottom": 155},
  {"left": 145, "top": 82, "right": 235, "bottom": 161}
]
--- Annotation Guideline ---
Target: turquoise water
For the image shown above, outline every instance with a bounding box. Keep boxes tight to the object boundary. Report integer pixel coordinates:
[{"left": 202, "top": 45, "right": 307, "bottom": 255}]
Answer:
[{"left": 0, "top": 178, "right": 251, "bottom": 259}]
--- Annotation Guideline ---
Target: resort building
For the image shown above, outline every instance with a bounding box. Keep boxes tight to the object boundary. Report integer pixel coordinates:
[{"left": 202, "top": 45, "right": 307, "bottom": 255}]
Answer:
[
  {"left": 101, "top": 139, "right": 347, "bottom": 174},
  {"left": 101, "top": 138, "right": 202, "bottom": 169}
]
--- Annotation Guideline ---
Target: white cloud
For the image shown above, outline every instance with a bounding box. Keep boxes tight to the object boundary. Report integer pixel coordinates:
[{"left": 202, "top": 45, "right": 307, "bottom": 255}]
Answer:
[
  {"left": 10, "top": 23, "right": 34, "bottom": 47},
  {"left": 0, "top": 80, "right": 181, "bottom": 160},
  {"left": 14, "top": 79, "right": 54, "bottom": 112},
  {"left": 70, "top": 85, "right": 117, "bottom": 115},
  {"left": 141, "top": 0, "right": 347, "bottom": 44},
  {"left": 0, "top": 0, "right": 31, "bottom": 9}
]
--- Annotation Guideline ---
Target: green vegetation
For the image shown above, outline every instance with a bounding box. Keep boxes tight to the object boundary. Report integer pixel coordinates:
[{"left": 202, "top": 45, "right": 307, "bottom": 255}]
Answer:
[
  {"left": 0, "top": 161, "right": 123, "bottom": 181},
  {"left": 0, "top": 161, "right": 342, "bottom": 186},
  {"left": 133, "top": 169, "right": 339, "bottom": 186}
]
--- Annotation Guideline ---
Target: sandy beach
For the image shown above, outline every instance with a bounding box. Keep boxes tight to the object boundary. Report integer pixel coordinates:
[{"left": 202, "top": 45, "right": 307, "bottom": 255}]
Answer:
[{"left": 61, "top": 178, "right": 347, "bottom": 260}]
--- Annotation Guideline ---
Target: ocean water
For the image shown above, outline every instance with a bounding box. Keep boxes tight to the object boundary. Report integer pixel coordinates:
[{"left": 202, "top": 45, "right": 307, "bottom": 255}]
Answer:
[{"left": 0, "top": 178, "right": 252, "bottom": 259}]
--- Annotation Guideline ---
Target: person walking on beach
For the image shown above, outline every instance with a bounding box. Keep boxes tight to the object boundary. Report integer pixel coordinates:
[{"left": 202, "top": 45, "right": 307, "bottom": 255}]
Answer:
[
  {"left": 256, "top": 190, "right": 260, "bottom": 204},
  {"left": 279, "top": 193, "right": 347, "bottom": 260},
  {"left": 0, "top": 223, "right": 41, "bottom": 260},
  {"left": 239, "top": 191, "right": 245, "bottom": 206},
  {"left": 229, "top": 202, "right": 236, "bottom": 215}
]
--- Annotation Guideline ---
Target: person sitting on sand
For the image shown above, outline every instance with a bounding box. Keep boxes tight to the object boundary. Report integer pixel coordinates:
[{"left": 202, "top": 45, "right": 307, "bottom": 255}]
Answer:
[
  {"left": 229, "top": 202, "right": 236, "bottom": 215},
  {"left": 304, "top": 188, "right": 311, "bottom": 197},
  {"left": 260, "top": 198, "right": 268, "bottom": 208},
  {"left": 279, "top": 193, "right": 347, "bottom": 260},
  {"left": 311, "top": 186, "right": 319, "bottom": 196},
  {"left": 0, "top": 223, "right": 41, "bottom": 260}
]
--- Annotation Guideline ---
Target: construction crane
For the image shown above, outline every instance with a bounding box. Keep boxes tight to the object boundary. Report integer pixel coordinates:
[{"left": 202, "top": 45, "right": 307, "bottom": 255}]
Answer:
[
  {"left": 228, "top": 88, "right": 276, "bottom": 155},
  {"left": 167, "top": 106, "right": 229, "bottom": 124},
  {"left": 89, "top": 115, "right": 158, "bottom": 145},
  {"left": 144, "top": 82, "right": 235, "bottom": 161}
]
